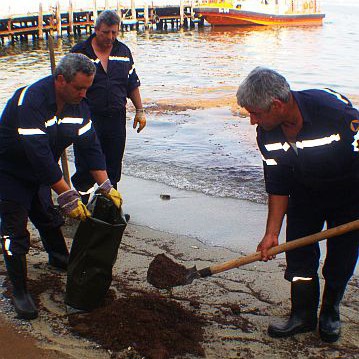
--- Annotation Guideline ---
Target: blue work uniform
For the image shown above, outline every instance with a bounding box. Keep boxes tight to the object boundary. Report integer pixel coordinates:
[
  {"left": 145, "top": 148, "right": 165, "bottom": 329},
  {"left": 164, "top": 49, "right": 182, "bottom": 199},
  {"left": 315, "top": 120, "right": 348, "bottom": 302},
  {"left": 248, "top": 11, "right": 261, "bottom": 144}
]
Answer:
[
  {"left": 257, "top": 89, "right": 359, "bottom": 289},
  {"left": 0, "top": 75, "right": 106, "bottom": 255},
  {"left": 70, "top": 34, "right": 141, "bottom": 194}
]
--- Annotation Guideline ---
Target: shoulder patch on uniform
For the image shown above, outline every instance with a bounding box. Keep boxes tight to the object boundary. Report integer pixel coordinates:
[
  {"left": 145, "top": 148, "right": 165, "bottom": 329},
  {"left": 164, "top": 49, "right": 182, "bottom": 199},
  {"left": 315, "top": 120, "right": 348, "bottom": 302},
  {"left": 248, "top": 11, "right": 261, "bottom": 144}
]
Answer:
[{"left": 350, "top": 119, "right": 359, "bottom": 132}]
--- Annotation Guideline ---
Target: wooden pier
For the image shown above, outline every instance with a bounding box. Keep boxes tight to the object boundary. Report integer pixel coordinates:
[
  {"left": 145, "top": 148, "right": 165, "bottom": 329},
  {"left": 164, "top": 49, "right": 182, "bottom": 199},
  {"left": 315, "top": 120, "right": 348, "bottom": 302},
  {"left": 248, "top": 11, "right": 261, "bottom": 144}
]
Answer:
[{"left": 0, "top": 1, "right": 204, "bottom": 44}]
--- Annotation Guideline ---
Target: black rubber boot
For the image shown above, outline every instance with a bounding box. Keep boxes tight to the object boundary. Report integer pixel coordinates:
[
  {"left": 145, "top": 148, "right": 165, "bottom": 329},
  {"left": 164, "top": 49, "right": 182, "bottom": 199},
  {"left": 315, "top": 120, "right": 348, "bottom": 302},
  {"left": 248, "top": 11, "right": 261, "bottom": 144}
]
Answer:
[
  {"left": 3, "top": 254, "right": 38, "bottom": 320},
  {"left": 39, "top": 227, "right": 69, "bottom": 271},
  {"left": 319, "top": 283, "right": 345, "bottom": 343},
  {"left": 268, "top": 276, "right": 319, "bottom": 338}
]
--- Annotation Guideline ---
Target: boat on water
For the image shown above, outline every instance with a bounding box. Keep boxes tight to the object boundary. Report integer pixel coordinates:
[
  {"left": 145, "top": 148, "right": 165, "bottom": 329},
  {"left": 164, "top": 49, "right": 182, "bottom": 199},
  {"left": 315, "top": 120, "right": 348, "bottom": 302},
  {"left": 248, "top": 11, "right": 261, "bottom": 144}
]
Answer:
[{"left": 193, "top": 0, "right": 325, "bottom": 26}]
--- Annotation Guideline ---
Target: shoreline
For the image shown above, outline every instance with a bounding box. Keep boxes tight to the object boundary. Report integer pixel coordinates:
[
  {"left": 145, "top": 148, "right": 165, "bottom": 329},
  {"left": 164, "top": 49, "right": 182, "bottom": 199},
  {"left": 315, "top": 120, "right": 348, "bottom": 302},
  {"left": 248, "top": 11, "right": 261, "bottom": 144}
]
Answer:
[{"left": 0, "top": 220, "right": 358, "bottom": 358}]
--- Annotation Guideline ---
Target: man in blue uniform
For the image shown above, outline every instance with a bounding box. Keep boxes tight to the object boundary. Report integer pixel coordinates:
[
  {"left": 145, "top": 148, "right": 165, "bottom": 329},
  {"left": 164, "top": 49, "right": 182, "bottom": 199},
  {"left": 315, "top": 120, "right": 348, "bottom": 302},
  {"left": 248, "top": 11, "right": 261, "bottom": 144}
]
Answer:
[
  {"left": 236, "top": 67, "right": 359, "bottom": 342},
  {"left": 0, "top": 53, "right": 122, "bottom": 320},
  {"left": 71, "top": 10, "right": 146, "bottom": 204}
]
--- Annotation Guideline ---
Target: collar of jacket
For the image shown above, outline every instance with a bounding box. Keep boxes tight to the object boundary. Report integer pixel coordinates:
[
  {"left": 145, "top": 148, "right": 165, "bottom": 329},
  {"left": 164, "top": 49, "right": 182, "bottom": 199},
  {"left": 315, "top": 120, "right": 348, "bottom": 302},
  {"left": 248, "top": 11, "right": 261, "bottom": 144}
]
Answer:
[{"left": 83, "top": 33, "right": 121, "bottom": 59}]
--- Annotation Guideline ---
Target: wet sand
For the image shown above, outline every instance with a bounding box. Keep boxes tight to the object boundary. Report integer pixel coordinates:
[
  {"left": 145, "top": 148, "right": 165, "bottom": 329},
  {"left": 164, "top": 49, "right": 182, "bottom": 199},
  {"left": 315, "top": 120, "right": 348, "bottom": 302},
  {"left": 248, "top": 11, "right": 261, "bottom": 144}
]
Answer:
[{"left": 0, "top": 180, "right": 358, "bottom": 358}]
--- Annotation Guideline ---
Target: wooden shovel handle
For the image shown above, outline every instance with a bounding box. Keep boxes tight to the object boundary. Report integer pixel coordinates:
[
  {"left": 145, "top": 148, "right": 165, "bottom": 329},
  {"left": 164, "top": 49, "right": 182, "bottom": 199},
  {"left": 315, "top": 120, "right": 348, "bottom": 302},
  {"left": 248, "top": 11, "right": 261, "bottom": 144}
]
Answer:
[{"left": 209, "top": 219, "right": 359, "bottom": 275}]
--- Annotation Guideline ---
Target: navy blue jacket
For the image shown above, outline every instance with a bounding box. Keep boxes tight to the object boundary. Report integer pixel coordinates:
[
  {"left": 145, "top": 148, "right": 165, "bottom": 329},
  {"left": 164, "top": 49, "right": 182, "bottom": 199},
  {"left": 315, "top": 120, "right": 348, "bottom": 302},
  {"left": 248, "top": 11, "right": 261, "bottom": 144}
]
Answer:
[
  {"left": 71, "top": 34, "right": 140, "bottom": 115},
  {"left": 257, "top": 89, "right": 359, "bottom": 201},
  {"left": 0, "top": 76, "right": 106, "bottom": 202}
]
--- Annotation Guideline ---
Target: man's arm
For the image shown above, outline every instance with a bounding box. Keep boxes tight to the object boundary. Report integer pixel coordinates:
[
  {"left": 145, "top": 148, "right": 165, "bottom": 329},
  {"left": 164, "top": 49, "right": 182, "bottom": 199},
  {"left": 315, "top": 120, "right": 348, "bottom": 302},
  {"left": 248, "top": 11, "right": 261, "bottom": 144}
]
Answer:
[
  {"left": 129, "top": 87, "right": 146, "bottom": 133},
  {"left": 257, "top": 194, "right": 288, "bottom": 261}
]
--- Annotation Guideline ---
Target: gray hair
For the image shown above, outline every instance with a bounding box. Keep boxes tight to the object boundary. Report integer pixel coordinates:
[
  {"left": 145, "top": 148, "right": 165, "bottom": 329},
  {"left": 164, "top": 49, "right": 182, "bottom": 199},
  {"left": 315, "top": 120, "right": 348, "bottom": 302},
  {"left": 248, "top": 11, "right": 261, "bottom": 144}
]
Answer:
[
  {"left": 54, "top": 53, "right": 96, "bottom": 82},
  {"left": 95, "top": 10, "right": 120, "bottom": 29},
  {"left": 236, "top": 67, "right": 291, "bottom": 111}
]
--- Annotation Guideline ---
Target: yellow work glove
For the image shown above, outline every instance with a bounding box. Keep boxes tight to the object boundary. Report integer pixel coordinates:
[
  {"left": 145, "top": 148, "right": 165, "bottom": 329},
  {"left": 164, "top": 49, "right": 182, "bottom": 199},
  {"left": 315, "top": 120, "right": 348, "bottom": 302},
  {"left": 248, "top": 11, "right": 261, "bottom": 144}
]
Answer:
[
  {"left": 97, "top": 179, "right": 123, "bottom": 208},
  {"left": 133, "top": 108, "right": 146, "bottom": 133},
  {"left": 68, "top": 200, "right": 91, "bottom": 221},
  {"left": 57, "top": 189, "right": 91, "bottom": 221}
]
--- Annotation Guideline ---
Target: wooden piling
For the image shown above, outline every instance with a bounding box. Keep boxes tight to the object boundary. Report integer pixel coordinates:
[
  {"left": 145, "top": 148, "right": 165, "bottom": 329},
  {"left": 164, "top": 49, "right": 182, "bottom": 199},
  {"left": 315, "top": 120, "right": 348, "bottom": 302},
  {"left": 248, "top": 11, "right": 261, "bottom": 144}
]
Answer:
[
  {"left": 93, "top": 0, "right": 98, "bottom": 25},
  {"left": 56, "top": 1, "right": 62, "bottom": 36},
  {"left": 116, "top": 0, "right": 123, "bottom": 26},
  {"left": 38, "top": 2, "right": 43, "bottom": 39},
  {"left": 180, "top": 0, "right": 185, "bottom": 28},
  {"left": 131, "top": 0, "right": 136, "bottom": 20},
  {"left": 144, "top": 4, "right": 149, "bottom": 29},
  {"left": 68, "top": 0, "right": 74, "bottom": 36}
]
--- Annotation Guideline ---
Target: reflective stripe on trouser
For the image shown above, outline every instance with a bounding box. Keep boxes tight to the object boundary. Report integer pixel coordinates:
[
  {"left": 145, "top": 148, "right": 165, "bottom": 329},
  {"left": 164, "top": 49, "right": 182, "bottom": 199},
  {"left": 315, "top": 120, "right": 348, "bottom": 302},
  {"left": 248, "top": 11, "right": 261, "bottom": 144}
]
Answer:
[
  {"left": 0, "top": 201, "right": 30, "bottom": 255},
  {"left": 284, "top": 197, "right": 359, "bottom": 289},
  {"left": 0, "top": 187, "right": 64, "bottom": 255}
]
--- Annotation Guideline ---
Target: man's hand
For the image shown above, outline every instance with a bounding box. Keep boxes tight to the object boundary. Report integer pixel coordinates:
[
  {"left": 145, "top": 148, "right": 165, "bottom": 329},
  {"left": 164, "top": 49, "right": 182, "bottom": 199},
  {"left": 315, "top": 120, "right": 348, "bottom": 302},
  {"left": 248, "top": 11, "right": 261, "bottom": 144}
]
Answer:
[
  {"left": 257, "top": 234, "right": 279, "bottom": 262},
  {"left": 57, "top": 189, "right": 91, "bottom": 221},
  {"left": 97, "top": 179, "right": 123, "bottom": 208},
  {"left": 133, "top": 108, "right": 146, "bottom": 133}
]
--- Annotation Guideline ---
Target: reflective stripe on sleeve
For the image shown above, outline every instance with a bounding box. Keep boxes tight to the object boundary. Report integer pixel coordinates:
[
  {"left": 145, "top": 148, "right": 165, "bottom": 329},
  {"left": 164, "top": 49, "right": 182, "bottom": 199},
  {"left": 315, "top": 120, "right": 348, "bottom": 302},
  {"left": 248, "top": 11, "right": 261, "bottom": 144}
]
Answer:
[
  {"left": 17, "top": 86, "right": 29, "bottom": 106},
  {"left": 296, "top": 134, "right": 340, "bottom": 149},
  {"left": 18, "top": 128, "right": 46, "bottom": 135},
  {"left": 352, "top": 132, "right": 359, "bottom": 152},
  {"left": 78, "top": 120, "right": 92, "bottom": 136},
  {"left": 91, "top": 58, "right": 100, "bottom": 64},
  {"left": 261, "top": 155, "right": 277, "bottom": 166},
  {"left": 323, "top": 88, "right": 350, "bottom": 104},
  {"left": 109, "top": 56, "right": 130, "bottom": 62},
  {"left": 265, "top": 142, "right": 290, "bottom": 152},
  {"left": 129, "top": 64, "right": 135, "bottom": 75},
  {"left": 45, "top": 116, "right": 57, "bottom": 127},
  {"left": 58, "top": 117, "right": 83, "bottom": 125}
]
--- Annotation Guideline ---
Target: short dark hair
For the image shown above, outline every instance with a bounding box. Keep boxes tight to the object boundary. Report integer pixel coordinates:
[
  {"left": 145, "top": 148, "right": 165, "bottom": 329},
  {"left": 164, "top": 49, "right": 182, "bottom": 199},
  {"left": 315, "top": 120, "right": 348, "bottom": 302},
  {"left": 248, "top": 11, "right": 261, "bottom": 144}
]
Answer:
[
  {"left": 54, "top": 53, "right": 96, "bottom": 82},
  {"left": 95, "top": 10, "right": 120, "bottom": 29}
]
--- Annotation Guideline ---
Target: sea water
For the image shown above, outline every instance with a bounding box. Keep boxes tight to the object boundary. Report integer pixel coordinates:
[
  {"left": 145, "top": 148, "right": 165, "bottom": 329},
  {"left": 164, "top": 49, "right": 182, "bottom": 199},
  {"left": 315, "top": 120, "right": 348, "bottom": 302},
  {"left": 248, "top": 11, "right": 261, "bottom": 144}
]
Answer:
[{"left": 0, "top": 1, "right": 358, "bottom": 205}]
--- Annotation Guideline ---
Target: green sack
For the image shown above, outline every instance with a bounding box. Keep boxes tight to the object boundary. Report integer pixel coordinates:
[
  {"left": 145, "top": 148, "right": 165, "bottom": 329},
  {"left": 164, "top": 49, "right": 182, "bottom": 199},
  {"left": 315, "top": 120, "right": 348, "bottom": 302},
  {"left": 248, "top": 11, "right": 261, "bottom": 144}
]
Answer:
[{"left": 65, "top": 195, "right": 127, "bottom": 311}]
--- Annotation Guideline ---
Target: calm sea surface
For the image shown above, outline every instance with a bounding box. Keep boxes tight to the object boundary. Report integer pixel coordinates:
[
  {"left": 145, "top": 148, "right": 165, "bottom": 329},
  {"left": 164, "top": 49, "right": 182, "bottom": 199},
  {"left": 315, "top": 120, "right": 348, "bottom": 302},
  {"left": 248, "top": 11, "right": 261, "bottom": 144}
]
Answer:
[{"left": 0, "top": 1, "right": 358, "bottom": 203}]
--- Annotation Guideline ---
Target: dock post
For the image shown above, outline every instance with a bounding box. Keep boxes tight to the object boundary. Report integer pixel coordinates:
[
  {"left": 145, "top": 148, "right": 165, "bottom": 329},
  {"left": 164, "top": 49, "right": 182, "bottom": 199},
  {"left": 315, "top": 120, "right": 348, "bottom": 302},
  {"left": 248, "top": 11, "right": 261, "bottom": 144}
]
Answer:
[
  {"left": 190, "top": 1, "right": 195, "bottom": 28},
  {"left": 144, "top": 4, "right": 149, "bottom": 29},
  {"left": 68, "top": 0, "right": 74, "bottom": 36},
  {"left": 93, "top": 0, "right": 98, "bottom": 27},
  {"left": 131, "top": 0, "right": 136, "bottom": 29},
  {"left": 38, "top": 2, "right": 44, "bottom": 39},
  {"left": 56, "top": 1, "right": 62, "bottom": 37},
  {"left": 180, "top": 0, "right": 184, "bottom": 28},
  {"left": 116, "top": 0, "right": 123, "bottom": 28}
]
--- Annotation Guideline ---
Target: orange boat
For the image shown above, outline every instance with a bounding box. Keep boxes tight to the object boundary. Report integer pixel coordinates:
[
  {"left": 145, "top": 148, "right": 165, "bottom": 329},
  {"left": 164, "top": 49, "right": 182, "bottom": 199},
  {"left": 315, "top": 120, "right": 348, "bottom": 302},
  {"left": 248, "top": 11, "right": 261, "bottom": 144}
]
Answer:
[{"left": 194, "top": 0, "right": 325, "bottom": 26}]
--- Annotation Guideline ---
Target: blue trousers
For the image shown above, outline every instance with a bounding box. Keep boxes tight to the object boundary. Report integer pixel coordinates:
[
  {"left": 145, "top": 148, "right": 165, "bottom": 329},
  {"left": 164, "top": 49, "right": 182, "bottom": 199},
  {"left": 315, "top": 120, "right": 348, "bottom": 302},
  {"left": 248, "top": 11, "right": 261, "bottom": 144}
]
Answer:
[
  {"left": 0, "top": 186, "right": 64, "bottom": 255},
  {"left": 285, "top": 195, "right": 359, "bottom": 290},
  {"left": 72, "top": 110, "right": 126, "bottom": 192}
]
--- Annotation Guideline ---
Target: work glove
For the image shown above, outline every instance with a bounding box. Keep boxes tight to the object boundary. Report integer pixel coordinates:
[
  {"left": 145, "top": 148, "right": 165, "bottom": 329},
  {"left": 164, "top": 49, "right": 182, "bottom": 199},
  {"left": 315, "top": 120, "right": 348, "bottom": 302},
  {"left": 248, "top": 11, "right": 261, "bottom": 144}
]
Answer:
[
  {"left": 133, "top": 108, "right": 146, "bottom": 133},
  {"left": 57, "top": 189, "right": 91, "bottom": 221},
  {"left": 97, "top": 179, "right": 123, "bottom": 208}
]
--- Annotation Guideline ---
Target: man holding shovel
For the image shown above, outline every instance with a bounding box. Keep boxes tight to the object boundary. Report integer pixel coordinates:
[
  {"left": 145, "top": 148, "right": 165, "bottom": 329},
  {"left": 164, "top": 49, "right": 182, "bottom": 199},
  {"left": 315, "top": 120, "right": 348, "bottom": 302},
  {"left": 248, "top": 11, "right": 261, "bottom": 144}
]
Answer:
[
  {"left": 0, "top": 53, "right": 121, "bottom": 320},
  {"left": 237, "top": 67, "right": 359, "bottom": 342}
]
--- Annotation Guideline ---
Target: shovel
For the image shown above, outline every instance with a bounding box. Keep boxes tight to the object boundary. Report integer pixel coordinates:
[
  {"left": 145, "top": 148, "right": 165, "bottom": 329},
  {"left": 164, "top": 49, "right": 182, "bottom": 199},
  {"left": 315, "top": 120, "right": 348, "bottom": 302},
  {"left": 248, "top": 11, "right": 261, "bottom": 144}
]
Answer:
[{"left": 147, "top": 219, "right": 359, "bottom": 289}]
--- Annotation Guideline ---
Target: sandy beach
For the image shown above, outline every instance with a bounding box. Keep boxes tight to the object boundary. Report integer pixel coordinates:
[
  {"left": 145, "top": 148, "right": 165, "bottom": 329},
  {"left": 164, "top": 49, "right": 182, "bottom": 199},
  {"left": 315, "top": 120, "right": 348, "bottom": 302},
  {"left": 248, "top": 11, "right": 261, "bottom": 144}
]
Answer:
[{"left": 0, "top": 175, "right": 358, "bottom": 359}]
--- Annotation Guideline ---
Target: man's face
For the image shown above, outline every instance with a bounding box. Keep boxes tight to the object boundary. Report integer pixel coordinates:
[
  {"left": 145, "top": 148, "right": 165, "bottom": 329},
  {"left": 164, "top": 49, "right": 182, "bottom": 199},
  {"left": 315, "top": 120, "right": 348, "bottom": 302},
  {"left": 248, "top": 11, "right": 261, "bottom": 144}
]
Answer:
[
  {"left": 246, "top": 102, "right": 283, "bottom": 131},
  {"left": 95, "top": 23, "right": 119, "bottom": 48},
  {"left": 57, "top": 72, "right": 94, "bottom": 105}
]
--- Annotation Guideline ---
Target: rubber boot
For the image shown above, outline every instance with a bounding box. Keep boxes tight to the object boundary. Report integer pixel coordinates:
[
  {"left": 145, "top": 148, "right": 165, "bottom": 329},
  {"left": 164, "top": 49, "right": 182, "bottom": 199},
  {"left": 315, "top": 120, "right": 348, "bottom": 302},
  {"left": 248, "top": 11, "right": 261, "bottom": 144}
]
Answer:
[
  {"left": 3, "top": 254, "right": 38, "bottom": 320},
  {"left": 268, "top": 276, "right": 319, "bottom": 338},
  {"left": 319, "top": 283, "right": 345, "bottom": 343},
  {"left": 39, "top": 227, "right": 69, "bottom": 271}
]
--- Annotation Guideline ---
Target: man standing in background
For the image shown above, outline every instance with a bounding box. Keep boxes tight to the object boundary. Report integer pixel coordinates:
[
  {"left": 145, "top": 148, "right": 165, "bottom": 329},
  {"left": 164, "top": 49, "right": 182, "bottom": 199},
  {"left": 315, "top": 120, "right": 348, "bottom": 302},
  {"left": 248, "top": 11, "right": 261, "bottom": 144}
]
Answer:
[
  {"left": 237, "top": 67, "right": 359, "bottom": 343},
  {"left": 71, "top": 10, "right": 146, "bottom": 207}
]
